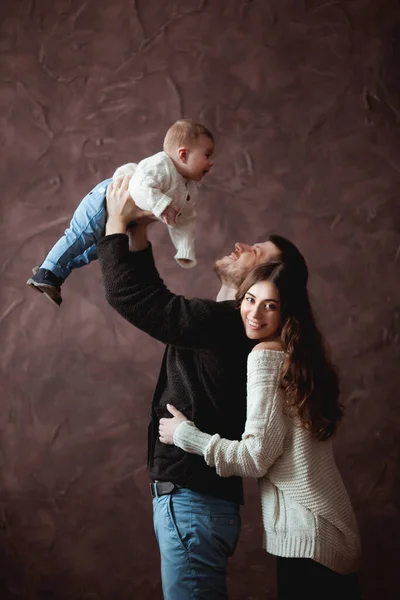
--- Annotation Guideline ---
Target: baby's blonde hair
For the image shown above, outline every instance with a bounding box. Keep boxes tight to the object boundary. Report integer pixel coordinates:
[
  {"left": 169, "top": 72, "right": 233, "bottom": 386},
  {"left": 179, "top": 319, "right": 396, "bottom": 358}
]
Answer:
[{"left": 163, "top": 119, "right": 214, "bottom": 153}]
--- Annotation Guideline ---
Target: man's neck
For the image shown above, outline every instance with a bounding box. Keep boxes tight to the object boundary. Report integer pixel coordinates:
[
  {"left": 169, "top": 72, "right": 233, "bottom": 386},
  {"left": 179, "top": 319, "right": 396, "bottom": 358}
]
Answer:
[{"left": 216, "top": 285, "right": 237, "bottom": 302}]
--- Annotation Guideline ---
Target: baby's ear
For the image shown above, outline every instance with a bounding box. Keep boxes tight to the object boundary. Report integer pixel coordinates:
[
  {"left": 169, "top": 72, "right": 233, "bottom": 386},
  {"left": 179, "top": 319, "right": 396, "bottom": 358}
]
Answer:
[{"left": 178, "top": 147, "right": 189, "bottom": 163}]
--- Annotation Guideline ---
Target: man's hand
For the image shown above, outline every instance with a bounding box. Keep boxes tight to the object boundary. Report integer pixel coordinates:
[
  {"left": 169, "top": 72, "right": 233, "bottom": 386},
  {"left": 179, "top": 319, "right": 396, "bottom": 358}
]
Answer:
[
  {"left": 159, "top": 404, "right": 188, "bottom": 445},
  {"left": 105, "top": 175, "right": 155, "bottom": 235}
]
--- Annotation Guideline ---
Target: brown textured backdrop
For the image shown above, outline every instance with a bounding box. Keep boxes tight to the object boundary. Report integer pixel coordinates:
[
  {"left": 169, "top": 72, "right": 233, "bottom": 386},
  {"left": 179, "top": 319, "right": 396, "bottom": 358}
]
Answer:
[{"left": 1, "top": 0, "right": 399, "bottom": 598}]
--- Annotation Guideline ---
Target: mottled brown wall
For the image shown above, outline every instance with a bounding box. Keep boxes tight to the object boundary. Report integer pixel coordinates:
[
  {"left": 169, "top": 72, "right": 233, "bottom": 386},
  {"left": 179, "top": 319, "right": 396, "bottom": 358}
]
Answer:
[{"left": 1, "top": 0, "right": 399, "bottom": 598}]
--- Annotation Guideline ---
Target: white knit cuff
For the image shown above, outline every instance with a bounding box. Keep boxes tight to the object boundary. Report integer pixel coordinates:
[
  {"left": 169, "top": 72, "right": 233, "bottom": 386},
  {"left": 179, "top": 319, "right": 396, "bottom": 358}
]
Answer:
[
  {"left": 174, "top": 248, "right": 197, "bottom": 269},
  {"left": 152, "top": 194, "right": 174, "bottom": 218},
  {"left": 173, "top": 421, "right": 212, "bottom": 455}
]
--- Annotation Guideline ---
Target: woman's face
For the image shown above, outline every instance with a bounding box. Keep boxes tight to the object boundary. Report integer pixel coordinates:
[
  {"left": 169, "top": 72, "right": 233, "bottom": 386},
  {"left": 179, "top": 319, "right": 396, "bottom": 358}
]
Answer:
[{"left": 240, "top": 280, "right": 281, "bottom": 342}]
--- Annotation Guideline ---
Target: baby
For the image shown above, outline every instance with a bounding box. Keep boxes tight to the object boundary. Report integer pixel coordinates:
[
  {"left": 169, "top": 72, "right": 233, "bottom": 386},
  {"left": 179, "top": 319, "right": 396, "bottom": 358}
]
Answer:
[{"left": 26, "top": 119, "right": 215, "bottom": 306}]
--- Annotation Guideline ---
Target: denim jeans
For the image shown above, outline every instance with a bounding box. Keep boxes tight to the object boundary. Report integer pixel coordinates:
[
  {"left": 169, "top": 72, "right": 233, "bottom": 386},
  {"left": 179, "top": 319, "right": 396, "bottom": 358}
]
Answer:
[
  {"left": 153, "top": 487, "right": 241, "bottom": 600},
  {"left": 41, "top": 178, "right": 112, "bottom": 280}
]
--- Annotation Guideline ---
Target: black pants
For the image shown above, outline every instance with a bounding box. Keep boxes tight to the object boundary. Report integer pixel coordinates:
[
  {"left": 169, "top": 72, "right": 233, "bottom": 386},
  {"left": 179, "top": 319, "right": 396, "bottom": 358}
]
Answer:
[{"left": 276, "top": 557, "right": 362, "bottom": 600}]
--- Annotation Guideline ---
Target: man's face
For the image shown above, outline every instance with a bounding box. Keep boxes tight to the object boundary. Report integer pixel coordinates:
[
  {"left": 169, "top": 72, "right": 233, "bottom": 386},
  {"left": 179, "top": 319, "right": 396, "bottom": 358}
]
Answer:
[{"left": 214, "top": 241, "right": 281, "bottom": 289}]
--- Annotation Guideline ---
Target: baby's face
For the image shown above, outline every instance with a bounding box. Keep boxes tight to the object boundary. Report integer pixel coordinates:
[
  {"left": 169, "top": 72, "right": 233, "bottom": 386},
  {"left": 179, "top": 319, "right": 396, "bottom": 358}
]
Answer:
[{"left": 185, "top": 135, "right": 215, "bottom": 181}]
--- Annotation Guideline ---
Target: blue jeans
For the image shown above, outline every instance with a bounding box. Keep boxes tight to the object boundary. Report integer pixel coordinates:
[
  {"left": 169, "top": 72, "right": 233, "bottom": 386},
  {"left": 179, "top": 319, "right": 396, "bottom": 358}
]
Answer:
[
  {"left": 41, "top": 178, "right": 112, "bottom": 280},
  {"left": 153, "top": 488, "right": 241, "bottom": 600}
]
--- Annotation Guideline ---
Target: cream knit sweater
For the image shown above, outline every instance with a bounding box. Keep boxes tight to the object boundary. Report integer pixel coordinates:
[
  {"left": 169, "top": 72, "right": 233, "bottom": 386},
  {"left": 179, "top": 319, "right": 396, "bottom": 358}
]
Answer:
[
  {"left": 174, "top": 349, "right": 361, "bottom": 574},
  {"left": 114, "top": 152, "right": 197, "bottom": 269}
]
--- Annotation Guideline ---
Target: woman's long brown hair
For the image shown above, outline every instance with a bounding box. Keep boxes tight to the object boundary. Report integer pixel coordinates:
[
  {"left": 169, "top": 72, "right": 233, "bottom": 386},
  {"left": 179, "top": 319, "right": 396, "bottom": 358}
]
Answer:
[{"left": 236, "top": 262, "right": 343, "bottom": 441}]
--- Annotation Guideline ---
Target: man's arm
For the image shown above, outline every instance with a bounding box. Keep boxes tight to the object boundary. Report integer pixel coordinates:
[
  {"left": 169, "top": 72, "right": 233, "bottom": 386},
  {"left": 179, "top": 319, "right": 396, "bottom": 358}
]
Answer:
[
  {"left": 98, "top": 177, "right": 242, "bottom": 350},
  {"left": 127, "top": 223, "right": 150, "bottom": 252}
]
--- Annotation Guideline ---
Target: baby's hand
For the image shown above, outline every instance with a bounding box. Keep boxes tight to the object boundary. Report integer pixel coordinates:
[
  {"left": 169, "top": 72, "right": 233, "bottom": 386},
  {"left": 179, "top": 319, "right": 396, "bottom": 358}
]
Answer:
[{"left": 161, "top": 205, "right": 179, "bottom": 226}]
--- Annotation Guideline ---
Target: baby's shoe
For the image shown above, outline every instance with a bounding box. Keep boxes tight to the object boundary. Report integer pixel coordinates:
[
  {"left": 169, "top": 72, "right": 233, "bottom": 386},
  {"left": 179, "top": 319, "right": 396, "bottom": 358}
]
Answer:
[{"left": 26, "top": 267, "right": 63, "bottom": 306}]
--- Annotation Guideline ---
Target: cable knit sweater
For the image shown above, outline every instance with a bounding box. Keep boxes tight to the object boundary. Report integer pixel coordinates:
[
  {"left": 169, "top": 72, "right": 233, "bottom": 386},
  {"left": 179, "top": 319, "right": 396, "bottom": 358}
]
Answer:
[
  {"left": 114, "top": 152, "right": 198, "bottom": 268},
  {"left": 173, "top": 349, "right": 361, "bottom": 574}
]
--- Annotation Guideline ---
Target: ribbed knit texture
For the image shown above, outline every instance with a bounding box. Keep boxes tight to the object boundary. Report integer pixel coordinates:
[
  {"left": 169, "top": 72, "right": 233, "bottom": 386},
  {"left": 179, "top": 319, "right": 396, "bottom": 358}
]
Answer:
[{"left": 174, "top": 349, "right": 361, "bottom": 574}]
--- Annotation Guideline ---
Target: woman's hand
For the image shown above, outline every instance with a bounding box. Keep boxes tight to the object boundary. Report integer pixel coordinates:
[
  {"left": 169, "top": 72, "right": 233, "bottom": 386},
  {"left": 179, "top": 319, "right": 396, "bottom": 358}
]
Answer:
[
  {"left": 105, "top": 175, "right": 155, "bottom": 235},
  {"left": 159, "top": 404, "right": 188, "bottom": 445}
]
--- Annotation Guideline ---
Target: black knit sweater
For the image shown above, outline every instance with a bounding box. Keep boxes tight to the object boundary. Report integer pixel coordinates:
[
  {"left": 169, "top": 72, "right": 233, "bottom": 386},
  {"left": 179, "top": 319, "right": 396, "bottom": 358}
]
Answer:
[{"left": 97, "top": 234, "right": 251, "bottom": 504}]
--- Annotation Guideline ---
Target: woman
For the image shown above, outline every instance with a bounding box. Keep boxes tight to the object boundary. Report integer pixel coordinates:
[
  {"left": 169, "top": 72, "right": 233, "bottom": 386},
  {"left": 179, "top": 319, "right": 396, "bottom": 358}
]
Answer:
[{"left": 159, "top": 261, "right": 362, "bottom": 599}]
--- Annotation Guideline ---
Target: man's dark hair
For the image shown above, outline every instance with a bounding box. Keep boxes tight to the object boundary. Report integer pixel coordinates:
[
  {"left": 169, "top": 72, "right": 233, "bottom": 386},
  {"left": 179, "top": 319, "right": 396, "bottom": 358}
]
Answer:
[{"left": 266, "top": 234, "right": 308, "bottom": 287}]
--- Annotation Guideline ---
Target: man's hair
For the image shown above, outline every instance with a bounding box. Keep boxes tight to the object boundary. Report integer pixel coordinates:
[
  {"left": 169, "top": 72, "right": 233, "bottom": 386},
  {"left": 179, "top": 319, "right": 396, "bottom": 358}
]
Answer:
[
  {"left": 266, "top": 234, "right": 309, "bottom": 287},
  {"left": 163, "top": 119, "right": 214, "bottom": 153}
]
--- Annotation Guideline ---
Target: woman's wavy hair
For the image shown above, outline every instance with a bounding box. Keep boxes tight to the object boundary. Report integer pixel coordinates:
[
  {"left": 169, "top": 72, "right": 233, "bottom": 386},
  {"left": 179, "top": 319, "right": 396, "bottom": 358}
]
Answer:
[{"left": 236, "top": 262, "right": 343, "bottom": 441}]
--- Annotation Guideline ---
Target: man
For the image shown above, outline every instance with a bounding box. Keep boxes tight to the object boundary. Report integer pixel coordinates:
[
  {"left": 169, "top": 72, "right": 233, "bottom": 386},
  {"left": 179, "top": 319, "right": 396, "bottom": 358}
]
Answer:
[{"left": 97, "top": 176, "right": 308, "bottom": 599}]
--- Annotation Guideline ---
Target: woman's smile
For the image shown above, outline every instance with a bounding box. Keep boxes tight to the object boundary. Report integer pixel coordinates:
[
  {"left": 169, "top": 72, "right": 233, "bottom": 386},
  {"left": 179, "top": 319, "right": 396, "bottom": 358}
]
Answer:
[{"left": 240, "top": 280, "right": 281, "bottom": 342}]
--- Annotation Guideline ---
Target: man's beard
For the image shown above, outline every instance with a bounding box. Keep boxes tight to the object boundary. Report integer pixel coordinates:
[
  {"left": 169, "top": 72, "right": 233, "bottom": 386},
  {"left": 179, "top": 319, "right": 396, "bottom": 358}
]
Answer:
[{"left": 213, "top": 257, "right": 248, "bottom": 290}]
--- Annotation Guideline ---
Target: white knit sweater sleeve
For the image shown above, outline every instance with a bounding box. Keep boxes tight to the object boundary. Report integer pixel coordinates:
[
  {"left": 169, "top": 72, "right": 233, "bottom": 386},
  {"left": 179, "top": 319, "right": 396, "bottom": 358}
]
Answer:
[
  {"left": 128, "top": 153, "right": 173, "bottom": 218},
  {"left": 168, "top": 206, "right": 197, "bottom": 268},
  {"left": 173, "top": 349, "right": 286, "bottom": 478}
]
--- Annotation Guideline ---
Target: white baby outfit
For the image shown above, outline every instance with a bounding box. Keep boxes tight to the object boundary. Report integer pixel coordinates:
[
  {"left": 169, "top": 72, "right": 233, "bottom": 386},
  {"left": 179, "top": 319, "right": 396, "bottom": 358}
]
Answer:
[{"left": 114, "top": 152, "right": 198, "bottom": 268}]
